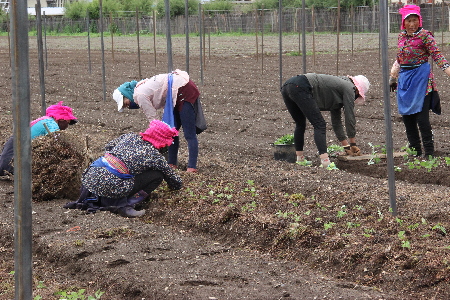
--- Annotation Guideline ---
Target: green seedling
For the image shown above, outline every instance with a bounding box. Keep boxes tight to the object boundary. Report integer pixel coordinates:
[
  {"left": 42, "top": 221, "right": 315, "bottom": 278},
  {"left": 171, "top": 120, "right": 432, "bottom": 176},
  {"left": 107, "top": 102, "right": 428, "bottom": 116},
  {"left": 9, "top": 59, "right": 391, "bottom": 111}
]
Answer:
[
  {"left": 445, "top": 157, "right": 450, "bottom": 166},
  {"left": 274, "top": 134, "right": 294, "bottom": 145},
  {"left": 346, "top": 222, "right": 361, "bottom": 229},
  {"left": 367, "top": 142, "right": 382, "bottom": 165},
  {"left": 327, "top": 144, "right": 344, "bottom": 157},
  {"left": 432, "top": 223, "right": 447, "bottom": 235},
  {"left": 398, "top": 231, "right": 411, "bottom": 248},
  {"left": 55, "top": 289, "right": 104, "bottom": 300},
  {"left": 420, "top": 156, "right": 440, "bottom": 172},
  {"left": 324, "top": 222, "right": 336, "bottom": 230},
  {"left": 336, "top": 205, "right": 347, "bottom": 218},
  {"left": 401, "top": 145, "right": 418, "bottom": 157},
  {"left": 322, "top": 162, "right": 338, "bottom": 170},
  {"left": 296, "top": 159, "right": 312, "bottom": 166}
]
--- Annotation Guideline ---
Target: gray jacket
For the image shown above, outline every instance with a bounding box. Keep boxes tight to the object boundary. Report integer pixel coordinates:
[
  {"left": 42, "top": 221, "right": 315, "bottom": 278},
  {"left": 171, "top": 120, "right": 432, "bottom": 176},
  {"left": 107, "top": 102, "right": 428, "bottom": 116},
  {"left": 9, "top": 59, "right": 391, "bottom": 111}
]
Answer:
[{"left": 305, "top": 73, "right": 357, "bottom": 141}]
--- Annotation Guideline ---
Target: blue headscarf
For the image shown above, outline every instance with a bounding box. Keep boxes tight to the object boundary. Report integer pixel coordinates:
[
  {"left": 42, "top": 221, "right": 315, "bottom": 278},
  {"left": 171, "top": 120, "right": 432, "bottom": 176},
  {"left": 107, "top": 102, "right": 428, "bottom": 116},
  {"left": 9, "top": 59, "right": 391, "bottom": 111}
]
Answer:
[{"left": 117, "top": 80, "right": 138, "bottom": 104}]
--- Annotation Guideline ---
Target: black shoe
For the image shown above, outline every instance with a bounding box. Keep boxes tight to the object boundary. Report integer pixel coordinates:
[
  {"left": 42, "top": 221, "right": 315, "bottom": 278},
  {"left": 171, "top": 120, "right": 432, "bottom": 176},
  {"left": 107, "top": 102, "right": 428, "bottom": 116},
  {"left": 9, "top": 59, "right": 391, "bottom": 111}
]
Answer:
[{"left": 118, "top": 206, "right": 145, "bottom": 218}]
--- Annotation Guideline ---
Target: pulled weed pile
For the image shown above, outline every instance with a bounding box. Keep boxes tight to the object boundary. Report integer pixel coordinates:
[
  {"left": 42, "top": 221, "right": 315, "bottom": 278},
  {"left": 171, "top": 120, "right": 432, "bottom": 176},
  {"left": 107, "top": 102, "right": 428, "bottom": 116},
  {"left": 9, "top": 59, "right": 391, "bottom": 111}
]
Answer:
[{"left": 31, "top": 131, "right": 91, "bottom": 201}]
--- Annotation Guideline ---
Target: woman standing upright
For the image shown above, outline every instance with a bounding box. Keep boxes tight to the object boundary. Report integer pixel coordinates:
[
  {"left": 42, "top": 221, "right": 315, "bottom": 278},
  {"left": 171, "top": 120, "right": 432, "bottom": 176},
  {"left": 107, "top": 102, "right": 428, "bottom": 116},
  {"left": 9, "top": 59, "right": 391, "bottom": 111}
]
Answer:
[{"left": 390, "top": 4, "right": 450, "bottom": 158}]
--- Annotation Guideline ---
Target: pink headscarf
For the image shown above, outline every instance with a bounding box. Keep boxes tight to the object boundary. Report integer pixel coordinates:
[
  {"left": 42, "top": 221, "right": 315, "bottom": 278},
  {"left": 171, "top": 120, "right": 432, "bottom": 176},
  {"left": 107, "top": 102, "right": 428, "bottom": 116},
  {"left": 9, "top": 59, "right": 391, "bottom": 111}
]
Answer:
[
  {"left": 399, "top": 5, "right": 422, "bottom": 30},
  {"left": 30, "top": 101, "right": 77, "bottom": 127},
  {"left": 140, "top": 120, "right": 179, "bottom": 149},
  {"left": 45, "top": 101, "right": 77, "bottom": 124}
]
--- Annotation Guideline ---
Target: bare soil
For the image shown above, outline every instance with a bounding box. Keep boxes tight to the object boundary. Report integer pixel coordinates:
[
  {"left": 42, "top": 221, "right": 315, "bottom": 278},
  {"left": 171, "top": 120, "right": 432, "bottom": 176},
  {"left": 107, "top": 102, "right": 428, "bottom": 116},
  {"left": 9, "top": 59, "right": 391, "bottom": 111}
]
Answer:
[{"left": 2, "top": 34, "right": 450, "bottom": 299}]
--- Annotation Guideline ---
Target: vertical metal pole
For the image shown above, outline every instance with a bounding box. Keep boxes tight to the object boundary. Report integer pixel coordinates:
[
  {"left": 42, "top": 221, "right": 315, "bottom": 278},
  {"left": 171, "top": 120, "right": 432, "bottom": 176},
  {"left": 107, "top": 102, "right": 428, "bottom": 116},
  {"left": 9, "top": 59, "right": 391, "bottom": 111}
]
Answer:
[
  {"left": 442, "top": 1, "right": 444, "bottom": 46},
  {"left": 136, "top": 8, "right": 142, "bottom": 79},
  {"left": 202, "top": 7, "right": 205, "bottom": 68},
  {"left": 7, "top": 16, "right": 11, "bottom": 67},
  {"left": 110, "top": 12, "right": 114, "bottom": 61},
  {"left": 351, "top": 5, "right": 354, "bottom": 57},
  {"left": 99, "top": 0, "right": 106, "bottom": 102},
  {"left": 10, "top": 0, "right": 33, "bottom": 298},
  {"left": 36, "top": 0, "right": 46, "bottom": 116},
  {"left": 165, "top": 0, "right": 173, "bottom": 72},
  {"left": 87, "top": 10, "right": 91, "bottom": 74},
  {"left": 336, "top": 1, "right": 340, "bottom": 75},
  {"left": 278, "top": 0, "right": 282, "bottom": 88},
  {"left": 380, "top": 0, "right": 397, "bottom": 216},
  {"left": 255, "top": 8, "right": 259, "bottom": 62},
  {"left": 185, "top": 0, "right": 189, "bottom": 73},
  {"left": 43, "top": 11, "right": 47, "bottom": 70},
  {"left": 153, "top": 9, "right": 157, "bottom": 67},
  {"left": 199, "top": 3, "right": 203, "bottom": 85},
  {"left": 312, "top": 6, "right": 316, "bottom": 66},
  {"left": 261, "top": 5, "right": 264, "bottom": 74},
  {"left": 301, "top": 0, "right": 306, "bottom": 74}
]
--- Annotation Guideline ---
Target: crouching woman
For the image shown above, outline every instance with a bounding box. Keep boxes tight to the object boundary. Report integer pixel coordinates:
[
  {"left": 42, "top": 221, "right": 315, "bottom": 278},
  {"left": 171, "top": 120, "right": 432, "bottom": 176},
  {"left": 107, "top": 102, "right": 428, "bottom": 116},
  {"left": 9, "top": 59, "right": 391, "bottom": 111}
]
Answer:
[{"left": 64, "top": 120, "right": 182, "bottom": 218}]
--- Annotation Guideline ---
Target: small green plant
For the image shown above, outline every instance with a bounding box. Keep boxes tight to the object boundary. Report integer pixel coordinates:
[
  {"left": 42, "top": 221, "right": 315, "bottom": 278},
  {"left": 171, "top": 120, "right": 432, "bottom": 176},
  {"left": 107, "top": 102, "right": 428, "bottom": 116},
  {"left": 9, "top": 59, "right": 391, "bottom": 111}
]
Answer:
[
  {"left": 367, "top": 142, "right": 382, "bottom": 165},
  {"left": 401, "top": 145, "right": 418, "bottom": 157},
  {"left": 55, "top": 289, "right": 104, "bottom": 300},
  {"left": 327, "top": 144, "right": 344, "bottom": 157},
  {"left": 420, "top": 156, "right": 440, "bottom": 172},
  {"left": 336, "top": 205, "right": 347, "bottom": 218},
  {"left": 444, "top": 157, "right": 450, "bottom": 166},
  {"left": 274, "top": 134, "right": 294, "bottom": 145},
  {"left": 432, "top": 223, "right": 447, "bottom": 235},
  {"left": 74, "top": 239, "right": 84, "bottom": 247},
  {"left": 324, "top": 222, "right": 336, "bottom": 230},
  {"left": 346, "top": 222, "right": 361, "bottom": 229},
  {"left": 296, "top": 159, "right": 312, "bottom": 166},
  {"left": 398, "top": 231, "right": 411, "bottom": 249},
  {"left": 321, "top": 162, "right": 338, "bottom": 170}
]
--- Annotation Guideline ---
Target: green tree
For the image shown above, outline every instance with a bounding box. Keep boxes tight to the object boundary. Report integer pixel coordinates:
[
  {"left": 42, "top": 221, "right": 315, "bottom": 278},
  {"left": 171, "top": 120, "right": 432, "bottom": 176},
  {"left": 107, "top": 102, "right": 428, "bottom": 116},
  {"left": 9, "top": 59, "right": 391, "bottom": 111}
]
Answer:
[
  {"left": 156, "top": 0, "right": 200, "bottom": 18},
  {"left": 122, "top": 0, "right": 156, "bottom": 15},
  {"left": 64, "top": 0, "right": 89, "bottom": 20},
  {"left": 203, "top": 0, "right": 234, "bottom": 13}
]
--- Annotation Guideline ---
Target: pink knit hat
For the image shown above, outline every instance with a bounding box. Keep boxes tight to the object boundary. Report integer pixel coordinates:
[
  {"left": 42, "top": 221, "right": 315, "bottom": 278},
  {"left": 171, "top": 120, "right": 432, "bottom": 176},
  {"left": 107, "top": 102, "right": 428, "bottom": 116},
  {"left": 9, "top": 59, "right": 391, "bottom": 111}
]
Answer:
[
  {"left": 140, "top": 120, "right": 179, "bottom": 149},
  {"left": 348, "top": 75, "right": 370, "bottom": 104},
  {"left": 399, "top": 5, "right": 422, "bottom": 30},
  {"left": 46, "top": 101, "right": 77, "bottom": 124}
]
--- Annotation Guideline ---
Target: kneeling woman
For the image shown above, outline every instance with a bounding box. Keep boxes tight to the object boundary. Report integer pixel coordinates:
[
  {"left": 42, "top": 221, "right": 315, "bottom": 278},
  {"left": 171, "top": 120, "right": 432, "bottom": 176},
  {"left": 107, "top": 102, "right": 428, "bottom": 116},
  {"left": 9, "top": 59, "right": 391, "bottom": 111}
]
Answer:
[{"left": 65, "top": 120, "right": 182, "bottom": 218}]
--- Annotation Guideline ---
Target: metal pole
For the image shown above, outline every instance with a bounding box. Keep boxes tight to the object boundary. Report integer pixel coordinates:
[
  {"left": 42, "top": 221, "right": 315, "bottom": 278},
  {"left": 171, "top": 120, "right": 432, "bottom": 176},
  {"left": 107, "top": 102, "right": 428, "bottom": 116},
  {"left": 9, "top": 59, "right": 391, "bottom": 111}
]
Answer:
[
  {"left": 185, "top": 0, "right": 189, "bottom": 73},
  {"left": 153, "top": 9, "right": 157, "bottom": 67},
  {"left": 312, "top": 6, "right": 315, "bottom": 66},
  {"left": 87, "top": 10, "right": 91, "bottom": 74},
  {"left": 10, "top": 0, "right": 33, "bottom": 298},
  {"left": 199, "top": 3, "right": 203, "bottom": 85},
  {"left": 261, "top": 5, "right": 264, "bottom": 74},
  {"left": 351, "top": 5, "right": 354, "bottom": 57},
  {"left": 165, "top": 0, "right": 173, "bottom": 72},
  {"left": 110, "top": 12, "right": 114, "bottom": 61},
  {"left": 380, "top": 0, "right": 397, "bottom": 216},
  {"left": 36, "top": 0, "right": 46, "bottom": 116},
  {"left": 99, "top": 0, "right": 106, "bottom": 102},
  {"left": 278, "top": 0, "right": 282, "bottom": 88},
  {"left": 256, "top": 8, "right": 259, "bottom": 62},
  {"left": 301, "top": 0, "right": 306, "bottom": 74},
  {"left": 43, "top": 11, "right": 47, "bottom": 70},
  {"left": 336, "top": 1, "right": 340, "bottom": 75},
  {"left": 136, "top": 8, "right": 142, "bottom": 79}
]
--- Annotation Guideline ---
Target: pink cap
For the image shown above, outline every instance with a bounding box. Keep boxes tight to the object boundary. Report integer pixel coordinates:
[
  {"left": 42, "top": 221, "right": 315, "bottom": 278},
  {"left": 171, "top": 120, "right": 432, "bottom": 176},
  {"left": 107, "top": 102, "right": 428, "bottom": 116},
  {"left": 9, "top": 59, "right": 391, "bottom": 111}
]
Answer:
[
  {"left": 399, "top": 5, "right": 422, "bottom": 30},
  {"left": 140, "top": 120, "right": 179, "bottom": 149},
  {"left": 46, "top": 101, "right": 77, "bottom": 124}
]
